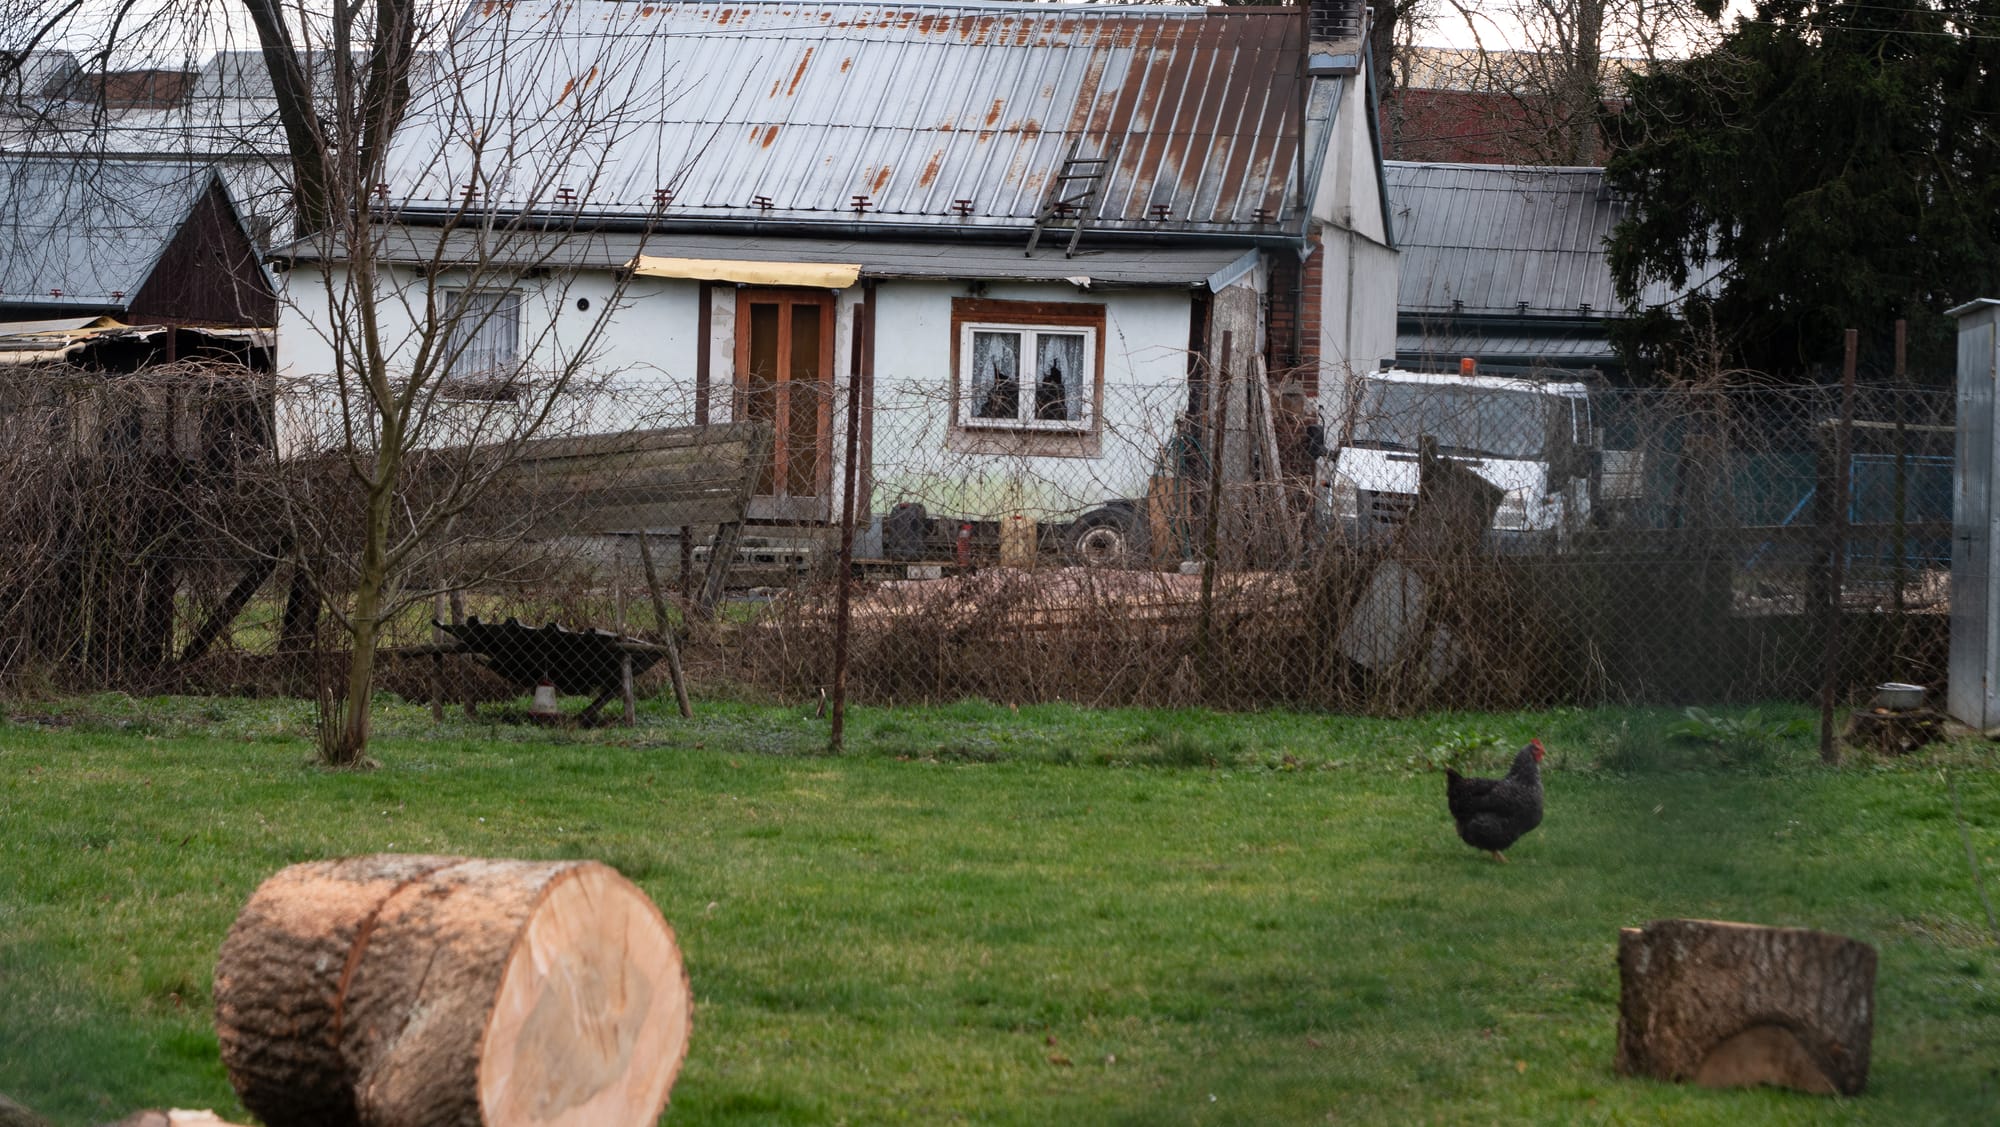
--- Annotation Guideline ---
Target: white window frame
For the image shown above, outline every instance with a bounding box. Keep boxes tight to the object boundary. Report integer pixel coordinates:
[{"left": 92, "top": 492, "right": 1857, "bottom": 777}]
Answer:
[
  {"left": 437, "top": 287, "right": 524, "bottom": 400},
  {"left": 955, "top": 321, "right": 1097, "bottom": 433}
]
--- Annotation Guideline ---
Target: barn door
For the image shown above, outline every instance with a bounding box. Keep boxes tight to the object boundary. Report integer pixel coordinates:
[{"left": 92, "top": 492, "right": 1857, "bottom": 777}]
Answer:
[{"left": 736, "top": 289, "right": 835, "bottom": 519}]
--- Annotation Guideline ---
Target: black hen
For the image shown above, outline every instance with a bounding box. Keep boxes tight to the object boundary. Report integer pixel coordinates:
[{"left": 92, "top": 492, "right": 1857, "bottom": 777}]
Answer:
[{"left": 1444, "top": 738, "right": 1545, "bottom": 862}]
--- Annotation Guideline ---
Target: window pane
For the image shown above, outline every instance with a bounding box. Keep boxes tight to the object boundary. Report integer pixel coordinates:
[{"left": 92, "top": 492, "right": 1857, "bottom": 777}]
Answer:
[
  {"left": 787, "top": 303, "right": 822, "bottom": 496},
  {"left": 1033, "top": 333, "right": 1085, "bottom": 423},
  {"left": 970, "top": 331, "right": 1021, "bottom": 421},
  {"left": 746, "top": 303, "right": 780, "bottom": 494},
  {"left": 442, "top": 290, "right": 520, "bottom": 379}
]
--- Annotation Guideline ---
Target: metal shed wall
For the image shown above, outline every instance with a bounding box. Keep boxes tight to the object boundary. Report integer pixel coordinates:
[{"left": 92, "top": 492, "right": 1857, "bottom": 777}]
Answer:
[{"left": 1385, "top": 160, "right": 1688, "bottom": 318}]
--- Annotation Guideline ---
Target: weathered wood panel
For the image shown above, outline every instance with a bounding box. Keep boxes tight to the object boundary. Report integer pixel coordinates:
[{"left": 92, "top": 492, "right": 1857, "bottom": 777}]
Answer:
[{"left": 499, "top": 421, "right": 770, "bottom": 533}]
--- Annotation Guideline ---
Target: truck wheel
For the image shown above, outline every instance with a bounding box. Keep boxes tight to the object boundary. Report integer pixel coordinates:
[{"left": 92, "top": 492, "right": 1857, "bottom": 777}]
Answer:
[{"left": 1065, "top": 507, "right": 1145, "bottom": 568}]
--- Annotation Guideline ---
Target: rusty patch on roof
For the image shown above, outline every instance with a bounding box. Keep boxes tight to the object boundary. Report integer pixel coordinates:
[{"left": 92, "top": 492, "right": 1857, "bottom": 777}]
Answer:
[
  {"left": 557, "top": 65, "right": 599, "bottom": 104},
  {"left": 385, "top": 2, "right": 1314, "bottom": 234},
  {"left": 786, "top": 48, "right": 816, "bottom": 96}
]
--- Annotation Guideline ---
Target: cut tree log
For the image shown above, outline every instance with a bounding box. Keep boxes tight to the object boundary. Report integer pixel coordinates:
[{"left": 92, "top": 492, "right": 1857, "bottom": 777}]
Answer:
[
  {"left": 99, "top": 1112, "right": 251, "bottom": 1127},
  {"left": 1, "top": 1094, "right": 50, "bottom": 1127},
  {"left": 214, "top": 855, "right": 691, "bottom": 1127},
  {"left": 1615, "top": 918, "right": 1876, "bottom": 1096}
]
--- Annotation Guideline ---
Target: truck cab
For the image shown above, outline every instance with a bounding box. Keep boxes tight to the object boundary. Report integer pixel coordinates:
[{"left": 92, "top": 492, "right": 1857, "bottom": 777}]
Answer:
[{"left": 1315, "top": 367, "right": 1598, "bottom": 551}]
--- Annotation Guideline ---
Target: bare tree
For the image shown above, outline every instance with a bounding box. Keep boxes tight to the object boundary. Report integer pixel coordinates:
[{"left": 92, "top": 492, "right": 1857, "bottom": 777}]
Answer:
[
  {"left": 1416, "top": 0, "right": 1721, "bottom": 165},
  {"left": 3, "top": 2, "right": 689, "bottom": 764}
]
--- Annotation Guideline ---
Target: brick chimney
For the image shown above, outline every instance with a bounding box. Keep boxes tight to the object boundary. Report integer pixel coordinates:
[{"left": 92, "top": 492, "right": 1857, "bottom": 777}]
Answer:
[{"left": 1307, "top": 0, "right": 1365, "bottom": 51}]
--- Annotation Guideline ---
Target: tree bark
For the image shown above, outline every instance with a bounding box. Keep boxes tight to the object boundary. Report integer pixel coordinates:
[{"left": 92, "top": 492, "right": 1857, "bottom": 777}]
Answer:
[
  {"left": 239, "top": 0, "right": 333, "bottom": 233},
  {"left": 1615, "top": 918, "right": 1876, "bottom": 1096},
  {"left": 215, "top": 855, "right": 691, "bottom": 1127}
]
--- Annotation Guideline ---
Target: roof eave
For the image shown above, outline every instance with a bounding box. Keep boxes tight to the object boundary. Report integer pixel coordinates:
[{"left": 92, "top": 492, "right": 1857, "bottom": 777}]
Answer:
[{"left": 270, "top": 212, "right": 1302, "bottom": 266}]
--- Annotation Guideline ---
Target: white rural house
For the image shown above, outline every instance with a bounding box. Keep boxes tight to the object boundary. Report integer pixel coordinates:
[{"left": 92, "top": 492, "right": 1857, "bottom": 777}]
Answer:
[{"left": 277, "top": 0, "right": 1397, "bottom": 559}]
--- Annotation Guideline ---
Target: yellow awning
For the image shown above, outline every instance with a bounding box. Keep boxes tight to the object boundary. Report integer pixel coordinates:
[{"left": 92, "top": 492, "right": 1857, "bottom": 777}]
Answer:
[{"left": 627, "top": 256, "right": 861, "bottom": 288}]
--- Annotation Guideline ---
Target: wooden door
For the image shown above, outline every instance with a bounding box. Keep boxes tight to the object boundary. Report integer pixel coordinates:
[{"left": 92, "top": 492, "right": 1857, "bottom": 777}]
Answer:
[{"left": 735, "top": 289, "right": 835, "bottom": 519}]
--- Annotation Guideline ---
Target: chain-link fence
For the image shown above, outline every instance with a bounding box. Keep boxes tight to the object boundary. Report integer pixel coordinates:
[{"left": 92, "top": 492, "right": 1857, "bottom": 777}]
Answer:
[{"left": 0, "top": 361, "right": 1954, "bottom": 724}]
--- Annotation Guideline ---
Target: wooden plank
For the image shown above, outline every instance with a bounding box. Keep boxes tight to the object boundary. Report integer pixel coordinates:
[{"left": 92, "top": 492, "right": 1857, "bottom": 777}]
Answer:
[
  {"left": 504, "top": 421, "right": 767, "bottom": 462},
  {"left": 483, "top": 421, "right": 772, "bottom": 534},
  {"left": 697, "top": 522, "right": 745, "bottom": 621},
  {"left": 637, "top": 532, "right": 693, "bottom": 719}
]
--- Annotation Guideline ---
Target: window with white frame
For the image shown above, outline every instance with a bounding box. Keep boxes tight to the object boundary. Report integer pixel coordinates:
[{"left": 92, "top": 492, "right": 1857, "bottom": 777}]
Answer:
[
  {"left": 957, "top": 321, "right": 1095, "bottom": 431},
  {"left": 438, "top": 288, "right": 523, "bottom": 400}
]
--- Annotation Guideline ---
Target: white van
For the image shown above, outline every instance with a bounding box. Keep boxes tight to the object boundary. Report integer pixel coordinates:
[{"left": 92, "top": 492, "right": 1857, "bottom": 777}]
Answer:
[{"left": 1314, "top": 367, "right": 1600, "bottom": 552}]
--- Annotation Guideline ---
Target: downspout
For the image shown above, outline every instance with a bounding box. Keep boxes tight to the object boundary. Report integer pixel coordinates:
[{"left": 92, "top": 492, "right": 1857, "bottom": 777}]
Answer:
[
  {"left": 1363, "top": 30, "right": 1396, "bottom": 251},
  {"left": 1296, "top": 1, "right": 1310, "bottom": 227}
]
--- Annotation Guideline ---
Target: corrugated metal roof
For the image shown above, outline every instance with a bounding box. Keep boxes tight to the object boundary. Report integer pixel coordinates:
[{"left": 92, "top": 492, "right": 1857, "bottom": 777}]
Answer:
[
  {"left": 1386, "top": 161, "right": 1688, "bottom": 317},
  {"left": 0, "top": 157, "right": 220, "bottom": 309},
  {"left": 1396, "top": 325, "right": 1616, "bottom": 367},
  {"left": 381, "top": 0, "right": 1322, "bottom": 239},
  {"left": 325, "top": 227, "right": 1251, "bottom": 284}
]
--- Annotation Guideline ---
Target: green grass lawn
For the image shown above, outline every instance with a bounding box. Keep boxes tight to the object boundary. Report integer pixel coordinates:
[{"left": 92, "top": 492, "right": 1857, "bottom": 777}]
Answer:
[{"left": 1, "top": 696, "right": 1995, "bottom": 1124}]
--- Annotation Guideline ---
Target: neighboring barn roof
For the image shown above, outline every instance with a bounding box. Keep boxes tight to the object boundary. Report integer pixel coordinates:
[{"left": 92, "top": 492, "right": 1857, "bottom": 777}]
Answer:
[
  {"left": 1393, "top": 324, "right": 1622, "bottom": 369},
  {"left": 0, "top": 158, "right": 230, "bottom": 310},
  {"left": 1386, "top": 160, "right": 1689, "bottom": 318},
  {"left": 1, "top": 51, "right": 85, "bottom": 102},
  {"left": 381, "top": 0, "right": 1335, "bottom": 241}
]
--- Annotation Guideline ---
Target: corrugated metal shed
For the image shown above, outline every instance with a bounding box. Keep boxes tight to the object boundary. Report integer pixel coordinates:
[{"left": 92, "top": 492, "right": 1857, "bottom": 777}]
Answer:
[
  {"left": 315, "top": 226, "right": 1254, "bottom": 285},
  {"left": 0, "top": 157, "right": 222, "bottom": 310},
  {"left": 1386, "top": 160, "right": 1690, "bottom": 317},
  {"left": 381, "top": 0, "right": 1326, "bottom": 240}
]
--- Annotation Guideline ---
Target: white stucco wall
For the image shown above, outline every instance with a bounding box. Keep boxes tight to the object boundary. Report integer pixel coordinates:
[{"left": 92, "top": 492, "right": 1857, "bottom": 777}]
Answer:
[
  {"left": 866, "top": 279, "right": 1193, "bottom": 522},
  {"left": 1314, "top": 70, "right": 1391, "bottom": 247},
  {"left": 1307, "top": 66, "right": 1399, "bottom": 420},
  {"left": 278, "top": 262, "right": 705, "bottom": 450},
  {"left": 277, "top": 264, "right": 1193, "bottom": 524},
  {"left": 1316, "top": 225, "right": 1400, "bottom": 418}
]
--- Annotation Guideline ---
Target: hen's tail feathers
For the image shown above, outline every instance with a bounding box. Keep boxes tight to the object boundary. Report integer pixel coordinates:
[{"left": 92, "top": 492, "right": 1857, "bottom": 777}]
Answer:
[{"left": 1444, "top": 767, "right": 1464, "bottom": 785}]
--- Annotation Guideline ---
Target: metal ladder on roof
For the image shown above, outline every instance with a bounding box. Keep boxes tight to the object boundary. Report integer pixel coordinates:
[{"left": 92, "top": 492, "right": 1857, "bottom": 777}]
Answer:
[{"left": 1026, "top": 138, "right": 1121, "bottom": 258}]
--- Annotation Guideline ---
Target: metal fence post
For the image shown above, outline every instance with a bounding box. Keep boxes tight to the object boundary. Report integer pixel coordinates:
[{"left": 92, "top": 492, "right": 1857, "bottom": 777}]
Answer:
[
  {"left": 1197, "top": 331, "right": 1231, "bottom": 693},
  {"left": 830, "top": 291, "right": 870, "bottom": 753},
  {"left": 1820, "top": 329, "right": 1857, "bottom": 764}
]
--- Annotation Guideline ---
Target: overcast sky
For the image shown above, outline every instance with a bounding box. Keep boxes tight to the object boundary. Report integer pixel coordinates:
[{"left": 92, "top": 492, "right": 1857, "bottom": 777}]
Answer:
[{"left": 27, "top": 0, "right": 1746, "bottom": 70}]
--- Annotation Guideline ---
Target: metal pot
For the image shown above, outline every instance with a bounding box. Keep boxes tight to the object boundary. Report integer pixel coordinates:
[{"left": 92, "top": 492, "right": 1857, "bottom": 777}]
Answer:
[{"left": 1874, "top": 683, "right": 1926, "bottom": 711}]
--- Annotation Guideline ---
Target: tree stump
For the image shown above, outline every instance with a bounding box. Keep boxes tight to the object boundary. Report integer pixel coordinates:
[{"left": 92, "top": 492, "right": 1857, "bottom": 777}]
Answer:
[
  {"left": 1615, "top": 919, "right": 1876, "bottom": 1095},
  {"left": 214, "top": 855, "right": 691, "bottom": 1127},
  {"left": 1842, "top": 708, "right": 1946, "bottom": 756},
  {"left": 1, "top": 1095, "right": 50, "bottom": 1127}
]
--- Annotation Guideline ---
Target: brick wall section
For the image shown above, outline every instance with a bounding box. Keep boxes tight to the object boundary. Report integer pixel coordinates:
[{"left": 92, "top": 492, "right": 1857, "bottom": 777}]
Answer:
[
  {"left": 1266, "top": 260, "right": 1299, "bottom": 372},
  {"left": 1299, "top": 230, "right": 1323, "bottom": 394}
]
